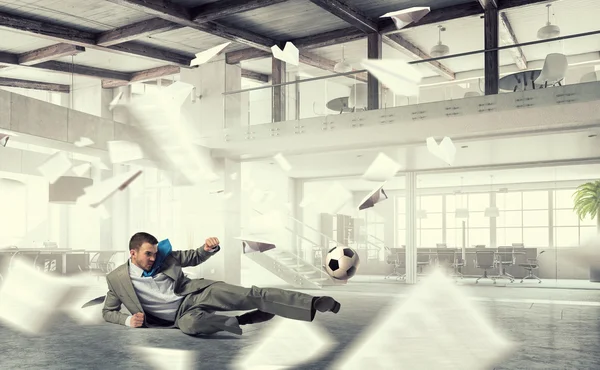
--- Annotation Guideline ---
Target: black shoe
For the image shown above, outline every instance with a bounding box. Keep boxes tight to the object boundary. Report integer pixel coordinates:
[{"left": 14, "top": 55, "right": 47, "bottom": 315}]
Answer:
[
  {"left": 221, "top": 317, "right": 243, "bottom": 335},
  {"left": 236, "top": 310, "right": 275, "bottom": 325},
  {"left": 313, "top": 296, "right": 341, "bottom": 314}
]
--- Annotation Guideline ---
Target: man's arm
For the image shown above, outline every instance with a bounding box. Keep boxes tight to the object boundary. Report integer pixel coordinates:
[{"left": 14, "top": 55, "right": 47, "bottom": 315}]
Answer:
[
  {"left": 102, "top": 280, "right": 131, "bottom": 326},
  {"left": 171, "top": 237, "right": 221, "bottom": 268}
]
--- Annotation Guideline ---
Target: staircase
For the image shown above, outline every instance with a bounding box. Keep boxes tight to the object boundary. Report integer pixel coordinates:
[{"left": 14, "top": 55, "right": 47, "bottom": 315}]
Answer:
[{"left": 245, "top": 248, "right": 342, "bottom": 289}]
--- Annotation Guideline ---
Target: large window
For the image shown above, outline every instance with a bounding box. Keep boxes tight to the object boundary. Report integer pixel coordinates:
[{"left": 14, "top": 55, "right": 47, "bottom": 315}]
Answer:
[
  {"left": 446, "top": 193, "right": 490, "bottom": 247},
  {"left": 396, "top": 196, "right": 405, "bottom": 247},
  {"left": 497, "top": 191, "right": 549, "bottom": 247},
  {"left": 417, "top": 195, "right": 443, "bottom": 247},
  {"left": 554, "top": 189, "right": 597, "bottom": 247}
]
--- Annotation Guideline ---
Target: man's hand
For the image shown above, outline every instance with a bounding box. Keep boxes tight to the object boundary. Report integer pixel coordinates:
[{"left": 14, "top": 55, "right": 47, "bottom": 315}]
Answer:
[
  {"left": 204, "top": 237, "right": 220, "bottom": 251},
  {"left": 130, "top": 312, "right": 144, "bottom": 328}
]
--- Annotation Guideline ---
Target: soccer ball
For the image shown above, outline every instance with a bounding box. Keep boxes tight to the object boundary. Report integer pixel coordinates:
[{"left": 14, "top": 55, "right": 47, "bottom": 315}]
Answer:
[{"left": 325, "top": 246, "right": 360, "bottom": 280}]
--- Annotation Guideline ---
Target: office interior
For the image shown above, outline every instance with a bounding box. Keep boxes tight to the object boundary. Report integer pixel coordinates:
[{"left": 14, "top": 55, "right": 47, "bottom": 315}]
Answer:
[{"left": 1, "top": 0, "right": 600, "bottom": 368}]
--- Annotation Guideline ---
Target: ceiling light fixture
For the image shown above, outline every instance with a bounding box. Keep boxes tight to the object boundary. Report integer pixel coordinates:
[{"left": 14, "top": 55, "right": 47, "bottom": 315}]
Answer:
[
  {"left": 334, "top": 44, "right": 352, "bottom": 74},
  {"left": 430, "top": 25, "right": 450, "bottom": 58},
  {"left": 537, "top": 4, "right": 560, "bottom": 40}
]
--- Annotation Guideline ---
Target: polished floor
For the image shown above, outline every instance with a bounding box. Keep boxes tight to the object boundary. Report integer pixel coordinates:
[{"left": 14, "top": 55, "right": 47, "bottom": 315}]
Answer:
[{"left": 1, "top": 274, "right": 600, "bottom": 369}]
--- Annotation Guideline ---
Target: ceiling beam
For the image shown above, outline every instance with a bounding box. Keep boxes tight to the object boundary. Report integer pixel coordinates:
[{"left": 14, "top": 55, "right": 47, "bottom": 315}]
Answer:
[
  {"left": 18, "top": 44, "right": 85, "bottom": 66},
  {"left": 299, "top": 51, "right": 368, "bottom": 82},
  {"left": 497, "top": 0, "right": 554, "bottom": 10},
  {"left": 0, "top": 10, "right": 192, "bottom": 66},
  {"left": 478, "top": 0, "right": 498, "bottom": 9},
  {"left": 96, "top": 18, "right": 184, "bottom": 46},
  {"left": 35, "top": 61, "right": 131, "bottom": 81},
  {"left": 0, "top": 77, "right": 70, "bottom": 92},
  {"left": 104, "top": 0, "right": 276, "bottom": 51},
  {"left": 499, "top": 12, "right": 527, "bottom": 70},
  {"left": 191, "top": 0, "right": 289, "bottom": 23},
  {"left": 226, "top": 48, "right": 271, "bottom": 64},
  {"left": 308, "top": 0, "right": 378, "bottom": 33},
  {"left": 384, "top": 34, "right": 455, "bottom": 80},
  {"left": 241, "top": 69, "right": 269, "bottom": 83},
  {"left": 102, "top": 65, "right": 181, "bottom": 88}
]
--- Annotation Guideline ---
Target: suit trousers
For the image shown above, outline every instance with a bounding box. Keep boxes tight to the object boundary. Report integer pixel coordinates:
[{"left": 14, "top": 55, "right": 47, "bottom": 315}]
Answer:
[{"left": 174, "top": 282, "right": 315, "bottom": 335}]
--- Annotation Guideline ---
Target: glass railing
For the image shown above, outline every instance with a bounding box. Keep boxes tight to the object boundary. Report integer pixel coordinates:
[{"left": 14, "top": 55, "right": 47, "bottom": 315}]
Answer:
[{"left": 223, "top": 31, "right": 600, "bottom": 128}]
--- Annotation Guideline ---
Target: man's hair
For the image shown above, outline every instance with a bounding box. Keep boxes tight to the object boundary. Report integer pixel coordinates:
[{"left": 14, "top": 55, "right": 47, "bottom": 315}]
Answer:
[{"left": 129, "top": 232, "right": 158, "bottom": 251}]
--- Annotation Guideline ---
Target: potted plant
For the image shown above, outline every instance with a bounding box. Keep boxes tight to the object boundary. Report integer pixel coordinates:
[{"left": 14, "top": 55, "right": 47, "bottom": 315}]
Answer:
[{"left": 573, "top": 180, "right": 600, "bottom": 282}]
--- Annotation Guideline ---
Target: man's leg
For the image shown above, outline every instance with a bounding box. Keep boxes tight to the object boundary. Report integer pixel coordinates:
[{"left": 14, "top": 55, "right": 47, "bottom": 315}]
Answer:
[
  {"left": 177, "top": 308, "right": 242, "bottom": 336},
  {"left": 180, "top": 282, "right": 340, "bottom": 323}
]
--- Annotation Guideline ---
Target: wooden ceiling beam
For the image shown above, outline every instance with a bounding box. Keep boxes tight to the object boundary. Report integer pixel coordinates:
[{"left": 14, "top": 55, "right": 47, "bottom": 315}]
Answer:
[
  {"left": 308, "top": 0, "right": 377, "bottom": 33},
  {"left": 0, "top": 77, "right": 70, "bottom": 92},
  {"left": 104, "top": 0, "right": 276, "bottom": 51},
  {"left": 499, "top": 12, "right": 528, "bottom": 70},
  {"left": 0, "top": 10, "right": 193, "bottom": 66},
  {"left": 191, "top": 0, "right": 289, "bottom": 23},
  {"left": 102, "top": 65, "right": 181, "bottom": 88},
  {"left": 383, "top": 34, "right": 455, "bottom": 80},
  {"left": 18, "top": 44, "right": 85, "bottom": 66},
  {"left": 96, "top": 18, "right": 184, "bottom": 46},
  {"left": 241, "top": 69, "right": 269, "bottom": 83},
  {"left": 299, "top": 51, "right": 368, "bottom": 83}
]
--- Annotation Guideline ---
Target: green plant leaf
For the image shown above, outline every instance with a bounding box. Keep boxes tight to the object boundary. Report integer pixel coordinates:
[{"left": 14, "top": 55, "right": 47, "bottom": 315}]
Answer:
[{"left": 572, "top": 180, "right": 600, "bottom": 221}]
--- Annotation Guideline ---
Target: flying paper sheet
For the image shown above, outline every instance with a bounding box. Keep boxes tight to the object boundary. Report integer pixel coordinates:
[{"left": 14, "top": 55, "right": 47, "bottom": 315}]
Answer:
[
  {"left": 232, "top": 318, "right": 335, "bottom": 370},
  {"left": 426, "top": 136, "right": 456, "bottom": 165},
  {"left": 123, "top": 81, "right": 219, "bottom": 185},
  {"left": 109, "top": 91, "right": 123, "bottom": 111},
  {"left": 361, "top": 59, "right": 422, "bottom": 96},
  {"left": 331, "top": 270, "right": 514, "bottom": 370},
  {"left": 74, "top": 137, "right": 94, "bottom": 147},
  {"left": 380, "top": 7, "right": 430, "bottom": 30},
  {"left": 38, "top": 151, "right": 73, "bottom": 184},
  {"left": 236, "top": 237, "right": 277, "bottom": 254},
  {"left": 0, "top": 259, "right": 78, "bottom": 335},
  {"left": 319, "top": 182, "right": 353, "bottom": 215},
  {"left": 273, "top": 152, "right": 292, "bottom": 172},
  {"left": 0, "top": 133, "right": 10, "bottom": 147},
  {"left": 271, "top": 42, "right": 299, "bottom": 66},
  {"left": 358, "top": 183, "right": 388, "bottom": 211},
  {"left": 133, "top": 346, "right": 196, "bottom": 370},
  {"left": 72, "top": 163, "right": 91, "bottom": 177},
  {"left": 108, "top": 140, "right": 144, "bottom": 164},
  {"left": 76, "top": 169, "right": 142, "bottom": 208},
  {"left": 191, "top": 42, "right": 231, "bottom": 67},
  {"left": 362, "top": 152, "right": 401, "bottom": 182}
]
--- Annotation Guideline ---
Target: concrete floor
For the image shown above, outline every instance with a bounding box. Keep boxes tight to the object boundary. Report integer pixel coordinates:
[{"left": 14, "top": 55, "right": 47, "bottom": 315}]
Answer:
[{"left": 1, "top": 277, "right": 600, "bottom": 369}]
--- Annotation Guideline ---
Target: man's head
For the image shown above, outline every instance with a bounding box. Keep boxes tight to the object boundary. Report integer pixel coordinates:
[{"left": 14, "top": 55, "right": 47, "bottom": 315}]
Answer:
[{"left": 129, "top": 232, "right": 159, "bottom": 272}]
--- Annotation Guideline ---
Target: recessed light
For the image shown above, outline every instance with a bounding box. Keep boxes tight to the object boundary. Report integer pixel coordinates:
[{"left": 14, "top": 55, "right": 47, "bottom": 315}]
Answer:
[
  {"left": 588, "top": 134, "right": 597, "bottom": 138},
  {"left": 461, "top": 145, "right": 469, "bottom": 149}
]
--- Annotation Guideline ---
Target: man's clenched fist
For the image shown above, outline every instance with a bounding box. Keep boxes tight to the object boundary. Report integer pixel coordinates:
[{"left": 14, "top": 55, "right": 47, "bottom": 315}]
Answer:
[
  {"left": 204, "top": 237, "right": 220, "bottom": 251},
  {"left": 130, "top": 312, "right": 144, "bottom": 328}
]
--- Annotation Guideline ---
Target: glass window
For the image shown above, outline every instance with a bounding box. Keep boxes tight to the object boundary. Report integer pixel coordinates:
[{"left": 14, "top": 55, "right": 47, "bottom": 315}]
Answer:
[
  {"left": 419, "top": 195, "right": 443, "bottom": 213},
  {"left": 554, "top": 209, "right": 579, "bottom": 226},
  {"left": 468, "top": 193, "right": 489, "bottom": 212},
  {"left": 555, "top": 227, "right": 579, "bottom": 247},
  {"left": 498, "top": 192, "right": 522, "bottom": 210},
  {"left": 554, "top": 189, "right": 575, "bottom": 209},
  {"left": 469, "top": 228, "right": 490, "bottom": 246},
  {"left": 418, "top": 229, "right": 443, "bottom": 247},
  {"left": 418, "top": 213, "right": 443, "bottom": 229},
  {"left": 523, "top": 227, "right": 549, "bottom": 246},
  {"left": 581, "top": 227, "right": 598, "bottom": 244},
  {"left": 522, "top": 191, "right": 549, "bottom": 209},
  {"left": 468, "top": 211, "right": 489, "bottom": 228},
  {"left": 446, "top": 194, "right": 456, "bottom": 212},
  {"left": 446, "top": 228, "right": 464, "bottom": 248},
  {"left": 446, "top": 213, "right": 464, "bottom": 229},
  {"left": 397, "top": 214, "right": 406, "bottom": 230},
  {"left": 396, "top": 230, "right": 406, "bottom": 247},
  {"left": 580, "top": 215, "right": 597, "bottom": 227},
  {"left": 497, "top": 211, "right": 522, "bottom": 227},
  {"left": 497, "top": 228, "right": 523, "bottom": 246},
  {"left": 523, "top": 210, "right": 549, "bottom": 227},
  {"left": 396, "top": 196, "right": 405, "bottom": 213}
]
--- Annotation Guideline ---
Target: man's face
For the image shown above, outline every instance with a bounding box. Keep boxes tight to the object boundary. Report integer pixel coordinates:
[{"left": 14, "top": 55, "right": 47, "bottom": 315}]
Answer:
[{"left": 130, "top": 242, "right": 158, "bottom": 271}]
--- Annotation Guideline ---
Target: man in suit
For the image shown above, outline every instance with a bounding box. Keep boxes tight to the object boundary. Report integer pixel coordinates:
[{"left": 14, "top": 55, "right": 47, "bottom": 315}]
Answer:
[{"left": 102, "top": 232, "right": 341, "bottom": 335}]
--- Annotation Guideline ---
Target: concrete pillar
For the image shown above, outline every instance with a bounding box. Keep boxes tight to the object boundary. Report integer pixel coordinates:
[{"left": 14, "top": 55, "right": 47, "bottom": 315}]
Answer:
[
  {"left": 222, "top": 158, "right": 242, "bottom": 284},
  {"left": 70, "top": 79, "right": 114, "bottom": 119},
  {"left": 405, "top": 172, "right": 418, "bottom": 284},
  {"left": 91, "top": 165, "right": 114, "bottom": 250},
  {"left": 111, "top": 164, "right": 131, "bottom": 251},
  {"left": 179, "top": 55, "right": 243, "bottom": 131}
]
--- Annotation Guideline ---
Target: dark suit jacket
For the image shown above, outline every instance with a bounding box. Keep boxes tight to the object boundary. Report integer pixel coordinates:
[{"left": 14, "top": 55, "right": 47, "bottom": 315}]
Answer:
[{"left": 102, "top": 245, "right": 219, "bottom": 327}]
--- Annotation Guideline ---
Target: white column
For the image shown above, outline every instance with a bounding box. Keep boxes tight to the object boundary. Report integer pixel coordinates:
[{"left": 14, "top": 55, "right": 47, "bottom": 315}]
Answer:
[
  {"left": 111, "top": 164, "right": 130, "bottom": 251},
  {"left": 222, "top": 158, "right": 242, "bottom": 284},
  {"left": 70, "top": 79, "right": 114, "bottom": 119},
  {"left": 91, "top": 165, "right": 113, "bottom": 250},
  {"left": 405, "top": 172, "right": 418, "bottom": 284}
]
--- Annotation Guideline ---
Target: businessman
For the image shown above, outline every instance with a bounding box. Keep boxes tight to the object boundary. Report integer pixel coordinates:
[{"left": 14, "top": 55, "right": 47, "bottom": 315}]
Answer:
[{"left": 102, "top": 232, "right": 341, "bottom": 336}]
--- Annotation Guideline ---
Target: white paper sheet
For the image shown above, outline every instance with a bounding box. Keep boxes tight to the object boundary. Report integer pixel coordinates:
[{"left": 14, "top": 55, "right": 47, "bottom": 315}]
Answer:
[
  {"left": 271, "top": 42, "right": 299, "bottom": 66},
  {"left": 426, "top": 136, "right": 456, "bottom": 165},
  {"left": 361, "top": 59, "right": 422, "bottom": 97},
  {"left": 380, "top": 7, "right": 430, "bottom": 30},
  {"left": 362, "top": 152, "right": 401, "bottom": 182},
  {"left": 190, "top": 42, "right": 231, "bottom": 67},
  {"left": 37, "top": 151, "right": 73, "bottom": 184}
]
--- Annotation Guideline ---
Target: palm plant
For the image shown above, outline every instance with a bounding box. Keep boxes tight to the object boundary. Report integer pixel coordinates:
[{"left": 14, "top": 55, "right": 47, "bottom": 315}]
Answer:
[{"left": 573, "top": 180, "right": 600, "bottom": 233}]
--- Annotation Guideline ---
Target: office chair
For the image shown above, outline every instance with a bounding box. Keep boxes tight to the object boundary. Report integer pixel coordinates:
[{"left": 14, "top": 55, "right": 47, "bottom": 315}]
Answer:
[
  {"left": 417, "top": 253, "right": 431, "bottom": 275},
  {"left": 534, "top": 53, "right": 568, "bottom": 88},
  {"left": 519, "top": 257, "right": 542, "bottom": 283},
  {"left": 475, "top": 245, "right": 486, "bottom": 249},
  {"left": 475, "top": 250, "right": 497, "bottom": 284},
  {"left": 452, "top": 253, "right": 465, "bottom": 278},
  {"left": 436, "top": 243, "right": 448, "bottom": 248},
  {"left": 495, "top": 247, "right": 515, "bottom": 283},
  {"left": 385, "top": 247, "right": 405, "bottom": 280},
  {"left": 435, "top": 249, "right": 455, "bottom": 274},
  {"left": 86, "top": 252, "right": 117, "bottom": 281}
]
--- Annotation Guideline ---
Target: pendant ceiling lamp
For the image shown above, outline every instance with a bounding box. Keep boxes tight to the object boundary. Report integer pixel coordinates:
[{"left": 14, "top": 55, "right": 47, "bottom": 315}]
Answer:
[
  {"left": 537, "top": 4, "right": 560, "bottom": 40},
  {"left": 334, "top": 45, "right": 352, "bottom": 74},
  {"left": 430, "top": 25, "right": 450, "bottom": 58}
]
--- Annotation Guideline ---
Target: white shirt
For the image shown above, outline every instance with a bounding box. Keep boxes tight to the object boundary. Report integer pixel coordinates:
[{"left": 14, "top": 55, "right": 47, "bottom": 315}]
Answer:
[{"left": 124, "top": 260, "right": 184, "bottom": 327}]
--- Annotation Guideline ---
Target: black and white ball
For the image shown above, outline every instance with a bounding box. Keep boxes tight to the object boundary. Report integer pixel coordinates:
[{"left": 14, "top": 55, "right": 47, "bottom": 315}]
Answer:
[{"left": 325, "top": 246, "right": 360, "bottom": 280}]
